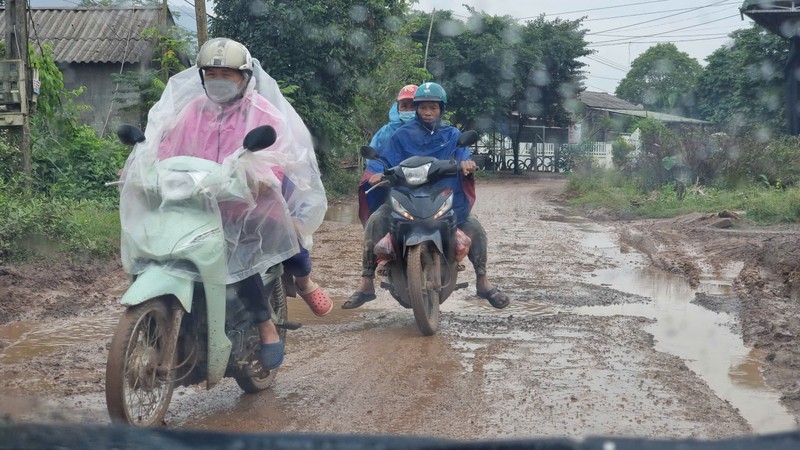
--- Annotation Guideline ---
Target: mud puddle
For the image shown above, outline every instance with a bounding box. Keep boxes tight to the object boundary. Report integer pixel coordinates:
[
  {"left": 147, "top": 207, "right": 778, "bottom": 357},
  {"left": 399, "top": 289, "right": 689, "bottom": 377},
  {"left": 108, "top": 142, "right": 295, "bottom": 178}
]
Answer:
[
  {"left": 0, "top": 314, "right": 117, "bottom": 365},
  {"left": 574, "top": 226, "right": 797, "bottom": 434}
]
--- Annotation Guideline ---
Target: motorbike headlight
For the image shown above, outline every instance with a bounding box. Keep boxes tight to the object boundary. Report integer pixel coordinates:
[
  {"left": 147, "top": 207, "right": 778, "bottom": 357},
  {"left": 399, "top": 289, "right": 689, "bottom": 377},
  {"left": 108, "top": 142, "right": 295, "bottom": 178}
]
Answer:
[
  {"left": 433, "top": 193, "right": 453, "bottom": 219},
  {"left": 401, "top": 163, "right": 432, "bottom": 186},
  {"left": 159, "top": 171, "right": 207, "bottom": 200},
  {"left": 391, "top": 196, "right": 413, "bottom": 220}
]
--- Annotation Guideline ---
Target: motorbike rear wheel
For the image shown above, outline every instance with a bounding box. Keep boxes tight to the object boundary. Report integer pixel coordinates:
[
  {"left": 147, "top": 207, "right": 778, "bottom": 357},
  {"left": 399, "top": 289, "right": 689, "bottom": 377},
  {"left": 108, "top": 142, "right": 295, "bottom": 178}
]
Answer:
[
  {"left": 235, "top": 280, "right": 288, "bottom": 393},
  {"left": 106, "top": 298, "right": 177, "bottom": 427},
  {"left": 407, "top": 243, "right": 441, "bottom": 336}
]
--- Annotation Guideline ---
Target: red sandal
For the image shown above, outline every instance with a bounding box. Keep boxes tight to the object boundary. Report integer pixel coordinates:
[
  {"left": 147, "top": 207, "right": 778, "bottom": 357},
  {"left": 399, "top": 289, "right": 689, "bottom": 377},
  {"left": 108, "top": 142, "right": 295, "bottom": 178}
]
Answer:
[{"left": 297, "top": 282, "right": 333, "bottom": 316}]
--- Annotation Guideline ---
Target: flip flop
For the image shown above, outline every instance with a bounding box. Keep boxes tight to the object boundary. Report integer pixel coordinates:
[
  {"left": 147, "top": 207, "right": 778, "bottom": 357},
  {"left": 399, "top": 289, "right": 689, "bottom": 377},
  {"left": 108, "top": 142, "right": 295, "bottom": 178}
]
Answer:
[
  {"left": 477, "top": 287, "right": 510, "bottom": 309},
  {"left": 341, "top": 291, "right": 377, "bottom": 309},
  {"left": 260, "top": 340, "right": 285, "bottom": 371}
]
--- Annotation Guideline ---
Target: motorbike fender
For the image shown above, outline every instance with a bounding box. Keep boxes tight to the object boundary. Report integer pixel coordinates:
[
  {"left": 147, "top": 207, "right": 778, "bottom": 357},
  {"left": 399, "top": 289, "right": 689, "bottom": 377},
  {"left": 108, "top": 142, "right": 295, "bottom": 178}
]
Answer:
[
  {"left": 404, "top": 229, "right": 444, "bottom": 254},
  {"left": 121, "top": 266, "right": 194, "bottom": 312}
]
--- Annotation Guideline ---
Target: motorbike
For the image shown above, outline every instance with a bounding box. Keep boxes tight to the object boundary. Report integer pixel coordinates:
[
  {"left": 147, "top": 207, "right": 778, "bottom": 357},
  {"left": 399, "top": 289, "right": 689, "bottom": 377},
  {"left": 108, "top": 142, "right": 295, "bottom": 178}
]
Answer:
[
  {"left": 105, "top": 124, "right": 299, "bottom": 427},
  {"left": 362, "top": 130, "right": 480, "bottom": 336}
]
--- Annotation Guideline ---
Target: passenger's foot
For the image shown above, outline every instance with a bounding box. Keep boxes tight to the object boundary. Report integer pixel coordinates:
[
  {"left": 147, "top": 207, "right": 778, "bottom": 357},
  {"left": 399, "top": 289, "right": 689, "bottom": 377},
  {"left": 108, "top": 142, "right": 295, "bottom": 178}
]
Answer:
[
  {"left": 259, "top": 340, "right": 285, "bottom": 371},
  {"left": 376, "top": 259, "right": 390, "bottom": 277},
  {"left": 341, "top": 291, "right": 376, "bottom": 309},
  {"left": 477, "top": 287, "right": 510, "bottom": 309},
  {"left": 297, "top": 281, "right": 333, "bottom": 316}
]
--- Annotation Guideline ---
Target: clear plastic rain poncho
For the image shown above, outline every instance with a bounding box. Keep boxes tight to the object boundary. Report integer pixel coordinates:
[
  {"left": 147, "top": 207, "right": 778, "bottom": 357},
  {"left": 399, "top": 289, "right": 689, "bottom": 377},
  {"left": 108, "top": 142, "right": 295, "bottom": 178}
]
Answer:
[{"left": 119, "top": 59, "right": 327, "bottom": 284}]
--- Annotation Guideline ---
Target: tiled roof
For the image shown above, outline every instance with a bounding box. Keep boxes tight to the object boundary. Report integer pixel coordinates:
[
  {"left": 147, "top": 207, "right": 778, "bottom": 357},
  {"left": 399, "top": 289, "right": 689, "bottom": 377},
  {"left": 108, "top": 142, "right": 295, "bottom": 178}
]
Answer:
[
  {"left": 578, "top": 91, "right": 644, "bottom": 111},
  {"left": 0, "top": 7, "right": 171, "bottom": 64}
]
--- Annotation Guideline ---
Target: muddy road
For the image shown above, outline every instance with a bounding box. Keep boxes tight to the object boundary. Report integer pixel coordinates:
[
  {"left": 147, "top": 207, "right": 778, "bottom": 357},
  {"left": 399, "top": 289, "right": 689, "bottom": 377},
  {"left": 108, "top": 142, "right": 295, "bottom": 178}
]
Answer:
[{"left": 1, "top": 176, "right": 799, "bottom": 441}]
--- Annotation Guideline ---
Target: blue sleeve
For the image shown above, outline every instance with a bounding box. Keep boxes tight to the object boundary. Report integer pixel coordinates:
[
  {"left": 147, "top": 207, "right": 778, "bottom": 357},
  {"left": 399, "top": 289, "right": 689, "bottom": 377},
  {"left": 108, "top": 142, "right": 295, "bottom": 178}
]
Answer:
[
  {"left": 382, "top": 131, "right": 406, "bottom": 167},
  {"left": 455, "top": 145, "right": 471, "bottom": 162},
  {"left": 369, "top": 125, "right": 393, "bottom": 149}
]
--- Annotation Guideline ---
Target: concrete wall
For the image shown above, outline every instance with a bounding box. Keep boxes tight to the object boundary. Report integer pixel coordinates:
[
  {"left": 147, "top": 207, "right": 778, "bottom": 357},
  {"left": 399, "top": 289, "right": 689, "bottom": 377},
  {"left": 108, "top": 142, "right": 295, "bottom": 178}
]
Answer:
[{"left": 57, "top": 61, "right": 148, "bottom": 137}]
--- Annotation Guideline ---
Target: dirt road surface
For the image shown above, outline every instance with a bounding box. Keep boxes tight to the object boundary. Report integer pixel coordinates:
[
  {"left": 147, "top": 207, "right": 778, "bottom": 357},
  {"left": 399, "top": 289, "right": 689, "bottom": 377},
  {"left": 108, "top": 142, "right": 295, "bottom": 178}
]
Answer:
[{"left": 1, "top": 176, "right": 798, "bottom": 441}]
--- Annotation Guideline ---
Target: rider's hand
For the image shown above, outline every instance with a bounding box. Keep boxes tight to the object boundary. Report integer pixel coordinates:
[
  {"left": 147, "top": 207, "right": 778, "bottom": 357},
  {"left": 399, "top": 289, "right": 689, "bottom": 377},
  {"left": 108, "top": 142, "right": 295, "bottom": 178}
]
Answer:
[
  {"left": 368, "top": 173, "right": 384, "bottom": 186},
  {"left": 461, "top": 160, "right": 477, "bottom": 176}
]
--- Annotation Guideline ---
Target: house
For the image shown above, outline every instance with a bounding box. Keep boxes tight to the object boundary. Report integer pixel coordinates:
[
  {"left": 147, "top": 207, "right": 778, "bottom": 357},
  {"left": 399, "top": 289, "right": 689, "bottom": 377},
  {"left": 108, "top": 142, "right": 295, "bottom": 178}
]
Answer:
[
  {"left": 572, "top": 91, "right": 710, "bottom": 143},
  {"left": 0, "top": 6, "right": 190, "bottom": 136},
  {"left": 476, "top": 91, "right": 711, "bottom": 171}
]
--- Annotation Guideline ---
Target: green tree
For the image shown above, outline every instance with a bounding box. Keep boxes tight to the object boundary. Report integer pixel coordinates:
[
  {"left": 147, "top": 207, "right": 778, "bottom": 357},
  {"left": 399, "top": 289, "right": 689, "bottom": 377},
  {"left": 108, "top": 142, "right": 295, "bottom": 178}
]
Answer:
[
  {"left": 211, "top": 0, "right": 410, "bottom": 166},
  {"left": 353, "top": 13, "right": 430, "bottom": 145},
  {"left": 695, "top": 24, "right": 787, "bottom": 136},
  {"left": 407, "top": 11, "right": 590, "bottom": 173},
  {"left": 615, "top": 43, "right": 702, "bottom": 117},
  {"left": 111, "top": 24, "right": 194, "bottom": 127}
]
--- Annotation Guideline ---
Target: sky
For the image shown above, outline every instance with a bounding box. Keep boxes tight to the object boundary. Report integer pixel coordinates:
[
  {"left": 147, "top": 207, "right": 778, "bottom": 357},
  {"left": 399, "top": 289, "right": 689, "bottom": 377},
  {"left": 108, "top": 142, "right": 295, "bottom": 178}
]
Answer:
[
  {"left": 413, "top": 0, "right": 756, "bottom": 93},
  {"left": 31, "top": 1, "right": 756, "bottom": 94}
]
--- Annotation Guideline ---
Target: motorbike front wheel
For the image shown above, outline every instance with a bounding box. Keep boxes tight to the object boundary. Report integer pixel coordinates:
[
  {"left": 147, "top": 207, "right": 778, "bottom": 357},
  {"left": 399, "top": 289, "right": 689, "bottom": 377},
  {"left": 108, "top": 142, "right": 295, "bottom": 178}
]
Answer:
[
  {"left": 105, "top": 298, "right": 177, "bottom": 427},
  {"left": 407, "top": 243, "right": 441, "bottom": 336},
  {"left": 235, "top": 280, "right": 289, "bottom": 393}
]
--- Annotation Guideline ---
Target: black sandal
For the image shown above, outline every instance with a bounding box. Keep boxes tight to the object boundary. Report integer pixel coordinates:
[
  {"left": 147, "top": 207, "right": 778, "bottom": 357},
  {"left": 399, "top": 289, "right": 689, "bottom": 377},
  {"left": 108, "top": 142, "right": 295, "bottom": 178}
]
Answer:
[
  {"left": 342, "top": 291, "right": 377, "bottom": 309},
  {"left": 477, "top": 287, "right": 510, "bottom": 309}
]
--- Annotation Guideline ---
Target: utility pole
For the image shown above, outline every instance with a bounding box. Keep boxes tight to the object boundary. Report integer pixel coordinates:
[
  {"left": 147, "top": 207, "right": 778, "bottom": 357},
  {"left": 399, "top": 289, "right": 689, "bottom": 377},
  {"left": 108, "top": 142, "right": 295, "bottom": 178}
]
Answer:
[
  {"left": 4, "top": 0, "right": 31, "bottom": 186},
  {"left": 195, "top": 1, "right": 208, "bottom": 49},
  {"left": 160, "top": 0, "right": 169, "bottom": 32},
  {"left": 423, "top": 9, "right": 435, "bottom": 71}
]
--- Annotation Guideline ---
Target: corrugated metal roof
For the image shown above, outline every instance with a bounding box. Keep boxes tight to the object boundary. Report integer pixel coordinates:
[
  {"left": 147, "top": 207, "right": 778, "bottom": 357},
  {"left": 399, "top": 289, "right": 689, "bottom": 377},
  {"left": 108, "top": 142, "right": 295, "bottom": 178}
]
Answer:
[
  {"left": 0, "top": 7, "right": 171, "bottom": 64},
  {"left": 599, "top": 108, "right": 712, "bottom": 125},
  {"left": 578, "top": 91, "right": 644, "bottom": 111}
]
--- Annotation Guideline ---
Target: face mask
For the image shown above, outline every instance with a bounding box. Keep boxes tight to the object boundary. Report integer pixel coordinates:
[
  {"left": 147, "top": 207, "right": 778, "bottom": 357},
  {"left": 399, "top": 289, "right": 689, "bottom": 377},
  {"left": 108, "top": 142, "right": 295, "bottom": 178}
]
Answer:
[
  {"left": 204, "top": 78, "right": 241, "bottom": 104},
  {"left": 399, "top": 111, "right": 416, "bottom": 123}
]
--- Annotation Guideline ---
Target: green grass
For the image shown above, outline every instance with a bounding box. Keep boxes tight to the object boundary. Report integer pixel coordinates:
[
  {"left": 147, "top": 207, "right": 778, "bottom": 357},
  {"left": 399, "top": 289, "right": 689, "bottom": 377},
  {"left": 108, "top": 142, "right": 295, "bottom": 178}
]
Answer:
[
  {"left": 0, "top": 194, "right": 120, "bottom": 263},
  {"left": 566, "top": 170, "right": 800, "bottom": 224},
  {"left": 63, "top": 201, "right": 120, "bottom": 258}
]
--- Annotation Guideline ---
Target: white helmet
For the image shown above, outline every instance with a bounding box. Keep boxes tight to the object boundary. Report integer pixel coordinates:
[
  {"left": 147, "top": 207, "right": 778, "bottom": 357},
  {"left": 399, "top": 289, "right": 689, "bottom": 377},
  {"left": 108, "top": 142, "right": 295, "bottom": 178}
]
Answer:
[{"left": 196, "top": 38, "right": 253, "bottom": 74}]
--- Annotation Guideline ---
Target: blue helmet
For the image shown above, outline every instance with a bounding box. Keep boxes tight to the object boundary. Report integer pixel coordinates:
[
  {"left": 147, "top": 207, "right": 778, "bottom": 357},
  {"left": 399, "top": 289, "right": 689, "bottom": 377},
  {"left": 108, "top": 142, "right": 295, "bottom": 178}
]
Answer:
[{"left": 414, "top": 82, "right": 447, "bottom": 112}]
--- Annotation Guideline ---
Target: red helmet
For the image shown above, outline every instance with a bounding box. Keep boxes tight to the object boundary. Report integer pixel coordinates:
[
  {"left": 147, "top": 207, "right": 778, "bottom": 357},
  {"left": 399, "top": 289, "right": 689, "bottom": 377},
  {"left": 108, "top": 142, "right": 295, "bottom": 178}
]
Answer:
[{"left": 397, "top": 84, "right": 418, "bottom": 101}]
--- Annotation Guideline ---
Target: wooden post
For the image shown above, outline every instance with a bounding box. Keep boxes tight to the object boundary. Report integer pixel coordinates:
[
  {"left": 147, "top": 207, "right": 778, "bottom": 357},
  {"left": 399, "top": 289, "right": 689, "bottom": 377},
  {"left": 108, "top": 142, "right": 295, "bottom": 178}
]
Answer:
[
  {"left": 5, "top": 0, "right": 31, "bottom": 186},
  {"left": 196, "top": 0, "right": 208, "bottom": 49},
  {"left": 160, "top": 0, "right": 169, "bottom": 32}
]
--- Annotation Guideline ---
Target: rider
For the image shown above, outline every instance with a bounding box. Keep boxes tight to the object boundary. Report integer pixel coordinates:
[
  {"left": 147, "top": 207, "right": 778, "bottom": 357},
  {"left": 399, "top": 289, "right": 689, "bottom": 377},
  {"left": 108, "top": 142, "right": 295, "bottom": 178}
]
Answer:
[
  {"left": 357, "top": 84, "right": 418, "bottom": 226},
  {"left": 344, "top": 82, "right": 510, "bottom": 310},
  {"left": 134, "top": 38, "right": 330, "bottom": 370}
]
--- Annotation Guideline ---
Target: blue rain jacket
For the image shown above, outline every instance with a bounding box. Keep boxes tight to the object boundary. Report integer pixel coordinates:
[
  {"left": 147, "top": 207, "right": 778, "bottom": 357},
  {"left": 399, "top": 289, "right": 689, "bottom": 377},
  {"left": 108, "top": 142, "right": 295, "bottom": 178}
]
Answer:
[{"left": 380, "top": 117, "right": 474, "bottom": 225}]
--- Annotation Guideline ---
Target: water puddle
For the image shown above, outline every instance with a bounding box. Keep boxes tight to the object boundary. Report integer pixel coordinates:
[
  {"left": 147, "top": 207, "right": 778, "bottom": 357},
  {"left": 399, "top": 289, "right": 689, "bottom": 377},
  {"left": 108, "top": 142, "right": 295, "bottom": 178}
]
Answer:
[
  {"left": 0, "top": 314, "right": 118, "bottom": 365},
  {"left": 324, "top": 202, "right": 359, "bottom": 224},
  {"left": 574, "top": 228, "right": 797, "bottom": 434}
]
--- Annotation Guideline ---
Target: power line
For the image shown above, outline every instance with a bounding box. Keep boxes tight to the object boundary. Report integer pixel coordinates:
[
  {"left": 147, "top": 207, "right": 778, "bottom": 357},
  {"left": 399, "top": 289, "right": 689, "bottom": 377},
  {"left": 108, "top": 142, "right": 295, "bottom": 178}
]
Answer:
[
  {"left": 590, "top": 35, "right": 733, "bottom": 48},
  {"left": 585, "top": 55, "right": 629, "bottom": 73},
  {"left": 589, "top": 13, "right": 739, "bottom": 46},
  {"left": 580, "top": 2, "right": 739, "bottom": 23},
  {"left": 533, "top": 0, "right": 672, "bottom": 19},
  {"left": 586, "top": 0, "right": 731, "bottom": 35}
]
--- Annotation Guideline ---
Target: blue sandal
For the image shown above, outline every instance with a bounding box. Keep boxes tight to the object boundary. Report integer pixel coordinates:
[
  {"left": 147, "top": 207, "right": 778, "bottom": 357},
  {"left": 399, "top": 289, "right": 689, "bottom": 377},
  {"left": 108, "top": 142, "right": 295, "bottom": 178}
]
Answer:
[
  {"left": 341, "top": 291, "right": 376, "bottom": 309},
  {"left": 477, "top": 287, "right": 510, "bottom": 309},
  {"left": 260, "top": 340, "right": 285, "bottom": 371}
]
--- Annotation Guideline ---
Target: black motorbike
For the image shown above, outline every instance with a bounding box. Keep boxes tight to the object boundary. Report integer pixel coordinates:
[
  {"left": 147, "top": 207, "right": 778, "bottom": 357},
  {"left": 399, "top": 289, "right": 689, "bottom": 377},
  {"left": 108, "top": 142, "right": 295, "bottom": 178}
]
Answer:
[{"left": 362, "top": 130, "right": 480, "bottom": 335}]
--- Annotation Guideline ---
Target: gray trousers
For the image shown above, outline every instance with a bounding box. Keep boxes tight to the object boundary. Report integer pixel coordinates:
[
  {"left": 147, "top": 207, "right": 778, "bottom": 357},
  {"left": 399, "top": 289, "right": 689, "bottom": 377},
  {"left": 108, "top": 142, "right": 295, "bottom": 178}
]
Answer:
[{"left": 361, "top": 203, "right": 488, "bottom": 277}]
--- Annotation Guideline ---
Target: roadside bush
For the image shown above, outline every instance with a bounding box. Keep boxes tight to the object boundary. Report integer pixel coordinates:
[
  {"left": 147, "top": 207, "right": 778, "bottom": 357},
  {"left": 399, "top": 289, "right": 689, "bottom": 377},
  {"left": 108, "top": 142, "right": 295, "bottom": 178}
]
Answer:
[
  {"left": 0, "top": 192, "right": 119, "bottom": 263},
  {"left": 30, "top": 124, "right": 128, "bottom": 200},
  {"left": 629, "top": 119, "right": 681, "bottom": 191},
  {"left": 611, "top": 136, "right": 635, "bottom": 169},
  {"left": 716, "top": 132, "right": 800, "bottom": 189}
]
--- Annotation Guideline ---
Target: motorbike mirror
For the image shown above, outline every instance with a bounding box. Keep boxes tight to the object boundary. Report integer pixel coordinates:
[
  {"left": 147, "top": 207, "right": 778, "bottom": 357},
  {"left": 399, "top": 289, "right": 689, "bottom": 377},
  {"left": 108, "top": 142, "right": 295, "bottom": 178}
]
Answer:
[
  {"left": 360, "top": 145, "right": 380, "bottom": 160},
  {"left": 116, "top": 124, "right": 145, "bottom": 146},
  {"left": 360, "top": 145, "right": 390, "bottom": 168},
  {"left": 457, "top": 130, "right": 480, "bottom": 147},
  {"left": 243, "top": 125, "right": 277, "bottom": 152}
]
